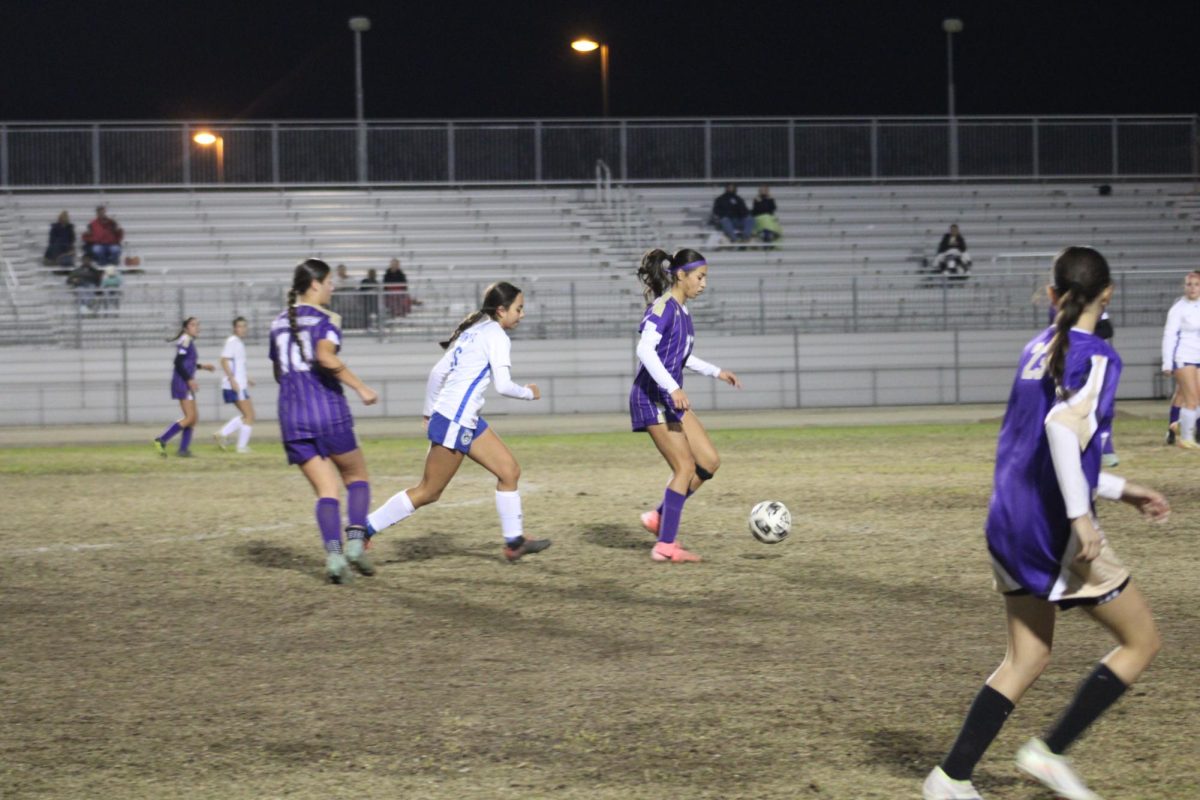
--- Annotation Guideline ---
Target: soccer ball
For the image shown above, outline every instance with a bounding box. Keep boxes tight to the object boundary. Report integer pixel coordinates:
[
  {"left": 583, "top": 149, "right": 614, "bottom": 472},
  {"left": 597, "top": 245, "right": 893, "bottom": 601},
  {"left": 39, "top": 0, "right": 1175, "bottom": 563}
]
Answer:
[{"left": 748, "top": 501, "right": 791, "bottom": 544}]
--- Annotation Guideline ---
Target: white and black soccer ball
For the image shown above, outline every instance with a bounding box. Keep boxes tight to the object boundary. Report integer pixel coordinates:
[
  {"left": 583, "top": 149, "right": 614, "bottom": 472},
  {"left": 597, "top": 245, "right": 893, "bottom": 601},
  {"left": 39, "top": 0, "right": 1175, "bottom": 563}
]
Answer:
[{"left": 748, "top": 501, "right": 791, "bottom": 544}]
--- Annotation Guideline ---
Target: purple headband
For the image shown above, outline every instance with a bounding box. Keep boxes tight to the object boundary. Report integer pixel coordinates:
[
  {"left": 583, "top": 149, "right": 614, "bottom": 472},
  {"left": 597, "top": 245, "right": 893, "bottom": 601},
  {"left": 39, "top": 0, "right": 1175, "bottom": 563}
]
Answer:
[{"left": 673, "top": 259, "right": 707, "bottom": 272}]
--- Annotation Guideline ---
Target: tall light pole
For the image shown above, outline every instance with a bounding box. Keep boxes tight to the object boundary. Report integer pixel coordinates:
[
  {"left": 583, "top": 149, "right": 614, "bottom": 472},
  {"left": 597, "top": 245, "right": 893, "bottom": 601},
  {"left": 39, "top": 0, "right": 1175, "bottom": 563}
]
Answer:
[
  {"left": 349, "top": 16, "right": 371, "bottom": 184},
  {"left": 571, "top": 38, "right": 609, "bottom": 117},
  {"left": 943, "top": 18, "right": 963, "bottom": 178}
]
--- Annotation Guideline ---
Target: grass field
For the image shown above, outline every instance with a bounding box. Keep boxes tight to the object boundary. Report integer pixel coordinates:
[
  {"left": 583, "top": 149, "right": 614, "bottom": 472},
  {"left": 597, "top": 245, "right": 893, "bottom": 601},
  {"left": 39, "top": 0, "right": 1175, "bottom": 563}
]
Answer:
[{"left": 1, "top": 415, "right": 1197, "bottom": 799}]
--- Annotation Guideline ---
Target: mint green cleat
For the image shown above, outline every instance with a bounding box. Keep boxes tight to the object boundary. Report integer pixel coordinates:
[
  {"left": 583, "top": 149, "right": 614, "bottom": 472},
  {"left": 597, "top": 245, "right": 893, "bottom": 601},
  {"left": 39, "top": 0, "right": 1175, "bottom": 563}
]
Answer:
[
  {"left": 326, "top": 553, "right": 351, "bottom": 584},
  {"left": 345, "top": 534, "right": 375, "bottom": 577}
]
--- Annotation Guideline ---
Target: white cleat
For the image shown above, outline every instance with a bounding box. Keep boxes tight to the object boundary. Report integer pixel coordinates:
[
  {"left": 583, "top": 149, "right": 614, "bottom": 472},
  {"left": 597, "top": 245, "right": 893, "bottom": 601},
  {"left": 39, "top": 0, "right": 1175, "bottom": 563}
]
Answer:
[
  {"left": 212, "top": 432, "right": 228, "bottom": 451},
  {"left": 1015, "top": 738, "right": 1102, "bottom": 800},
  {"left": 923, "top": 766, "right": 984, "bottom": 799},
  {"left": 236, "top": 446, "right": 253, "bottom": 454}
]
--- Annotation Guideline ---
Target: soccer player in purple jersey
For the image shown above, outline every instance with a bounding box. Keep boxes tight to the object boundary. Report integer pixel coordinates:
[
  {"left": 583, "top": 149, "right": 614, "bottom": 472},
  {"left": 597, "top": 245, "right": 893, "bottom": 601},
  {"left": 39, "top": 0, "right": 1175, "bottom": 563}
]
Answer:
[
  {"left": 153, "top": 317, "right": 215, "bottom": 457},
  {"left": 923, "top": 247, "right": 1170, "bottom": 800},
  {"left": 366, "top": 282, "right": 550, "bottom": 562},
  {"left": 269, "top": 259, "right": 379, "bottom": 584},
  {"left": 629, "top": 248, "right": 741, "bottom": 563}
]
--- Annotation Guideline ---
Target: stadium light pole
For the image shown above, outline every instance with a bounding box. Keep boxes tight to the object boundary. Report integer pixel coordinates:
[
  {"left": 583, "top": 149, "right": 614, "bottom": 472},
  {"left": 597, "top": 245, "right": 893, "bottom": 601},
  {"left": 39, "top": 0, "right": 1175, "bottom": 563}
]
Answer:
[
  {"left": 349, "top": 16, "right": 372, "bottom": 184},
  {"left": 943, "top": 18, "right": 963, "bottom": 178},
  {"left": 571, "top": 38, "right": 609, "bottom": 117},
  {"left": 193, "top": 131, "right": 224, "bottom": 184}
]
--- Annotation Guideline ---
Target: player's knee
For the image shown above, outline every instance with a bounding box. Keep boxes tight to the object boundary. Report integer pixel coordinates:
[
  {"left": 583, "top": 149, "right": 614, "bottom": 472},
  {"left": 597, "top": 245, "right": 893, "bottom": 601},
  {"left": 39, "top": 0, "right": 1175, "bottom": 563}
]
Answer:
[
  {"left": 674, "top": 455, "right": 696, "bottom": 479},
  {"left": 243, "top": 411, "right": 256, "bottom": 425},
  {"left": 695, "top": 461, "right": 718, "bottom": 481},
  {"left": 1013, "top": 649, "right": 1052, "bottom": 680}
]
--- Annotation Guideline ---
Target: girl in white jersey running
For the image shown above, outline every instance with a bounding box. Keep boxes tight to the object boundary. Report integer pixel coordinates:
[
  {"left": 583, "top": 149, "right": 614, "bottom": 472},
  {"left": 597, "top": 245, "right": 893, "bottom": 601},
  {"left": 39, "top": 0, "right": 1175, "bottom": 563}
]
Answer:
[
  {"left": 1160, "top": 270, "right": 1200, "bottom": 449},
  {"left": 214, "top": 316, "right": 257, "bottom": 453},
  {"left": 367, "top": 282, "right": 550, "bottom": 561}
]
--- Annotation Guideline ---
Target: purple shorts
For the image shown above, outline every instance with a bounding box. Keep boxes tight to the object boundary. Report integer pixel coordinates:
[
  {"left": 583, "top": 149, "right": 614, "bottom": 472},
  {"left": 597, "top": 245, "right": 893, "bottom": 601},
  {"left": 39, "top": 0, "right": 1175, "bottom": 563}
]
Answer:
[
  {"left": 284, "top": 428, "right": 359, "bottom": 466},
  {"left": 629, "top": 381, "right": 685, "bottom": 432},
  {"left": 171, "top": 376, "right": 193, "bottom": 400}
]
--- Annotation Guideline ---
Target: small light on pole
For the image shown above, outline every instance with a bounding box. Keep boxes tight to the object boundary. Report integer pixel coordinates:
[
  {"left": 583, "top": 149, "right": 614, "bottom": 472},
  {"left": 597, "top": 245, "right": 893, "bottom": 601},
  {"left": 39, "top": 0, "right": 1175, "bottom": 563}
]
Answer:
[
  {"left": 571, "top": 37, "right": 609, "bottom": 117},
  {"left": 349, "top": 16, "right": 372, "bottom": 184},
  {"left": 942, "top": 18, "right": 963, "bottom": 177},
  {"left": 193, "top": 131, "right": 224, "bottom": 183}
]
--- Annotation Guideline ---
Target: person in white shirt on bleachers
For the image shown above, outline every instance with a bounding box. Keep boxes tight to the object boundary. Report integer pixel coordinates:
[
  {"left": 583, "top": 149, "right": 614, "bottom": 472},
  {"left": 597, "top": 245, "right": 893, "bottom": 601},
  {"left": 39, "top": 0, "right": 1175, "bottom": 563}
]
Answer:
[{"left": 214, "top": 317, "right": 256, "bottom": 453}]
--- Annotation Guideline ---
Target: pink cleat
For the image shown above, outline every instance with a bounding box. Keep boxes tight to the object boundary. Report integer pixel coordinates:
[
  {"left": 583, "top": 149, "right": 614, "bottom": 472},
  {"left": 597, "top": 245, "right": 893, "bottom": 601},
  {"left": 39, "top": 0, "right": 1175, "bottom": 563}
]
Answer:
[
  {"left": 651, "top": 541, "right": 701, "bottom": 563},
  {"left": 640, "top": 509, "right": 660, "bottom": 535}
]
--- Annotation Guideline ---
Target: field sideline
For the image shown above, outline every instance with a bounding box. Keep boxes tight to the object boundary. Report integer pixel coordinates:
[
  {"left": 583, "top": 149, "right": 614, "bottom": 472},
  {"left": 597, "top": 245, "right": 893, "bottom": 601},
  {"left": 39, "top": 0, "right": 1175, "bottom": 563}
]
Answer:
[{"left": 2, "top": 404, "right": 1195, "bottom": 799}]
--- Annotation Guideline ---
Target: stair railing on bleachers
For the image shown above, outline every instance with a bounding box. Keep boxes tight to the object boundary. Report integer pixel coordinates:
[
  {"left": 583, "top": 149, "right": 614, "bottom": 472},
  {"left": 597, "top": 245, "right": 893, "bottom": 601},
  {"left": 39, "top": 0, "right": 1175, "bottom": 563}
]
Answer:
[{"left": 594, "top": 160, "right": 613, "bottom": 212}]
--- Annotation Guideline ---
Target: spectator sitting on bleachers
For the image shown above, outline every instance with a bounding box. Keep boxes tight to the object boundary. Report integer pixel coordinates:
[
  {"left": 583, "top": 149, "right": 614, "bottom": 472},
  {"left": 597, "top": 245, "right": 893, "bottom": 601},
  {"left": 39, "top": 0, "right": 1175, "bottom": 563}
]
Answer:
[
  {"left": 711, "top": 183, "right": 754, "bottom": 243},
  {"left": 98, "top": 265, "right": 123, "bottom": 314},
  {"left": 933, "top": 223, "right": 972, "bottom": 279},
  {"left": 82, "top": 206, "right": 124, "bottom": 266},
  {"left": 66, "top": 255, "right": 102, "bottom": 312},
  {"left": 43, "top": 211, "right": 76, "bottom": 270},
  {"left": 384, "top": 258, "right": 413, "bottom": 318},
  {"left": 752, "top": 185, "right": 782, "bottom": 245}
]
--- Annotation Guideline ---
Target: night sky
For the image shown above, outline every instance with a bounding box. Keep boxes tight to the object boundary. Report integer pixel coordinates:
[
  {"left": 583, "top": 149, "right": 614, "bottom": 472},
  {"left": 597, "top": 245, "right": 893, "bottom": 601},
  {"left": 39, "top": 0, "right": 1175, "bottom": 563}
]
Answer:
[{"left": 2, "top": 0, "right": 1197, "bottom": 121}]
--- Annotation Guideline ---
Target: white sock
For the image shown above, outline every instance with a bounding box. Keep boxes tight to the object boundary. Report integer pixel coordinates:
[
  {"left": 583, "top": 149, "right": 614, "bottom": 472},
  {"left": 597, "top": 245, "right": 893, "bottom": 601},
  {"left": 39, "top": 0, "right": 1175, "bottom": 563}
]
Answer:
[
  {"left": 1182, "top": 408, "right": 1198, "bottom": 442},
  {"left": 237, "top": 424, "right": 253, "bottom": 449},
  {"left": 220, "top": 415, "right": 242, "bottom": 437},
  {"left": 495, "top": 490, "right": 523, "bottom": 540},
  {"left": 368, "top": 490, "right": 415, "bottom": 533}
]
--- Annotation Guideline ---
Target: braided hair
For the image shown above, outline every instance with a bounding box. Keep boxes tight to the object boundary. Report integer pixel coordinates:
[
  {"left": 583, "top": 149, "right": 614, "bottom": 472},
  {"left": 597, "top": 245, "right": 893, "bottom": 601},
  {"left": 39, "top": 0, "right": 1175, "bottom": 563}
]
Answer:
[
  {"left": 636, "top": 247, "right": 706, "bottom": 303},
  {"left": 440, "top": 281, "right": 522, "bottom": 349},
  {"left": 287, "top": 258, "right": 331, "bottom": 367},
  {"left": 1046, "top": 246, "right": 1112, "bottom": 397}
]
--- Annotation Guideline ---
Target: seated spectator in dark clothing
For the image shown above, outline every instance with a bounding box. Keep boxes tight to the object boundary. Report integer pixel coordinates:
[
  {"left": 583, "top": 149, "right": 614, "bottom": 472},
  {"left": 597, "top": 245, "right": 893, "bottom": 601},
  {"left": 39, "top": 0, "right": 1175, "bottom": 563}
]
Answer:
[
  {"left": 82, "top": 206, "right": 124, "bottom": 266},
  {"left": 383, "top": 258, "right": 412, "bottom": 318},
  {"left": 933, "top": 223, "right": 972, "bottom": 279},
  {"left": 712, "top": 183, "right": 754, "bottom": 242},
  {"left": 752, "top": 185, "right": 782, "bottom": 244},
  {"left": 66, "top": 256, "right": 102, "bottom": 312},
  {"left": 44, "top": 211, "right": 76, "bottom": 270}
]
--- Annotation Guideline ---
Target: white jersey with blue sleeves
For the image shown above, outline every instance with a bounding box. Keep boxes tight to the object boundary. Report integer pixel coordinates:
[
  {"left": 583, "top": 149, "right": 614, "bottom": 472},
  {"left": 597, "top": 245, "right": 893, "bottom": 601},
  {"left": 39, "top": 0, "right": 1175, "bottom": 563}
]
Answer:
[{"left": 426, "top": 319, "right": 532, "bottom": 429}]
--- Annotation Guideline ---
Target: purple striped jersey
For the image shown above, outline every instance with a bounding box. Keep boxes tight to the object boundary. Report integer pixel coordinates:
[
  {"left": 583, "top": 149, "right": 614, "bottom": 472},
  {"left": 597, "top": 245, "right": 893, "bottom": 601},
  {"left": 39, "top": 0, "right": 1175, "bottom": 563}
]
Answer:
[
  {"left": 986, "top": 327, "right": 1122, "bottom": 597},
  {"left": 170, "top": 335, "right": 198, "bottom": 396},
  {"left": 633, "top": 295, "right": 694, "bottom": 393},
  {"left": 268, "top": 305, "right": 354, "bottom": 440}
]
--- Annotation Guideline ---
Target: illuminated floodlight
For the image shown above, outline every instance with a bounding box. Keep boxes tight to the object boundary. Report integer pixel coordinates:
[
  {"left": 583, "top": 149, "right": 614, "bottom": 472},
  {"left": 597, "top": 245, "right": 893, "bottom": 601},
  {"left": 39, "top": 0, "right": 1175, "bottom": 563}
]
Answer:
[
  {"left": 193, "top": 132, "right": 218, "bottom": 146},
  {"left": 571, "top": 38, "right": 600, "bottom": 52}
]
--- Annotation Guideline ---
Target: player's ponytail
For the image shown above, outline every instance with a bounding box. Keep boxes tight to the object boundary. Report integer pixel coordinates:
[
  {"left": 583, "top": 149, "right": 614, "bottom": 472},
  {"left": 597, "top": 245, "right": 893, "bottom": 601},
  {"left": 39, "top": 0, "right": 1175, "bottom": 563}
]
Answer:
[
  {"left": 440, "top": 281, "right": 522, "bottom": 349},
  {"left": 637, "top": 247, "right": 707, "bottom": 303},
  {"left": 167, "top": 317, "right": 196, "bottom": 343},
  {"left": 1045, "top": 246, "right": 1112, "bottom": 397},
  {"left": 288, "top": 258, "right": 331, "bottom": 367}
]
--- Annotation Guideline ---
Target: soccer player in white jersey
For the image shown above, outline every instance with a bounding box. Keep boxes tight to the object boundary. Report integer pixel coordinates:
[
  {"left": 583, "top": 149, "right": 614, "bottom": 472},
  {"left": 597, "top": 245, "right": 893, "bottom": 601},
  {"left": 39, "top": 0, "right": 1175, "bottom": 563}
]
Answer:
[
  {"left": 367, "top": 281, "right": 549, "bottom": 562},
  {"left": 1160, "top": 270, "right": 1200, "bottom": 449},
  {"left": 923, "top": 247, "right": 1170, "bottom": 800},
  {"left": 214, "top": 317, "right": 257, "bottom": 453},
  {"left": 630, "top": 248, "right": 741, "bottom": 563}
]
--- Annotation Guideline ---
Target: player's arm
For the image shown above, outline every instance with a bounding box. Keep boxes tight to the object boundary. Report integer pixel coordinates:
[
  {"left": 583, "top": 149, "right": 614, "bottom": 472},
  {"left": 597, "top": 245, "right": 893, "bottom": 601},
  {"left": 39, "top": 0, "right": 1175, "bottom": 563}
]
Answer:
[
  {"left": 220, "top": 358, "right": 239, "bottom": 391},
  {"left": 1162, "top": 303, "right": 1182, "bottom": 374},
  {"left": 314, "top": 338, "right": 377, "bottom": 406},
  {"left": 487, "top": 334, "right": 537, "bottom": 400},
  {"left": 637, "top": 323, "right": 689, "bottom": 409},
  {"left": 424, "top": 350, "right": 454, "bottom": 417},
  {"left": 685, "top": 354, "right": 742, "bottom": 388}
]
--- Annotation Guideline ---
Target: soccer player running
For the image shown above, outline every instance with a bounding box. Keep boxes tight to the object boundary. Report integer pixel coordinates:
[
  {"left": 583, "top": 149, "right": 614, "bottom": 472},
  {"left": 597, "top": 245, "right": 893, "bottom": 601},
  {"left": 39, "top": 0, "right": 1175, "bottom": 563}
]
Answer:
[
  {"left": 630, "top": 248, "right": 741, "bottom": 563},
  {"left": 214, "top": 316, "right": 257, "bottom": 453},
  {"left": 1160, "top": 270, "right": 1200, "bottom": 449},
  {"left": 269, "top": 259, "right": 378, "bottom": 584},
  {"left": 153, "top": 316, "right": 215, "bottom": 457},
  {"left": 366, "top": 281, "right": 549, "bottom": 562},
  {"left": 923, "top": 247, "right": 1170, "bottom": 800}
]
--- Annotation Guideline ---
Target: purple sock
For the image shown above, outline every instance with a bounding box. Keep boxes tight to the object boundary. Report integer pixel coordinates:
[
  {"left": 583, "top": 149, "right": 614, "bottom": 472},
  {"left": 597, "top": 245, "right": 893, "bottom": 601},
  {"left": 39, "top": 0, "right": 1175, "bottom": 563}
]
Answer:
[
  {"left": 656, "top": 487, "right": 694, "bottom": 515},
  {"left": 346, "top": 481, "right": 370, "bottom": 528},
  {"left": 316, "top": 498, "right": 343, "bottom": 554},
  {"left": 158, "top": 421, "right": 182, "bottom": 443},
  {"left": 178, "top": 426, "right": 193, "bottom": 453},
  {"left": 1170, "top": 406, "right": 1180, "bottom": 425},
  {"left": 658, "top": 488, "right": 687, "bottom": 545}
]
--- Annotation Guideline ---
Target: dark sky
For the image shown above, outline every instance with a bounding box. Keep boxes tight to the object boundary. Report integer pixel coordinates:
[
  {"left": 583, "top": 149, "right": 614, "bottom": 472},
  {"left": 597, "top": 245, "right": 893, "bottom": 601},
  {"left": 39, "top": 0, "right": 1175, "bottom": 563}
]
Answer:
[{"left": 2, "top": 0, "right": 1197, "bottom": 121}]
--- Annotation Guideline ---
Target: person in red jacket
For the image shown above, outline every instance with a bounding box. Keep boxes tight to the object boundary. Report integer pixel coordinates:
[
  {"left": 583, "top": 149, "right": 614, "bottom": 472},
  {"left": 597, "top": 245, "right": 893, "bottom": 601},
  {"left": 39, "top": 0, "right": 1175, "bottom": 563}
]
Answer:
[{"left": 83, "top": 206, "right": 124, "bottom": 266}]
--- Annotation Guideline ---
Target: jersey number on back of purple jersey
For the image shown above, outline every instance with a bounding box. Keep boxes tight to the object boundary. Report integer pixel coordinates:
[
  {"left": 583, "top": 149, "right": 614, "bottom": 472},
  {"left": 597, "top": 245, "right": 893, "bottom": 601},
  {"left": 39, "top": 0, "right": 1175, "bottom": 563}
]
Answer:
[{"left": 274, "top": 330, "right": 315, "bottom": 374}]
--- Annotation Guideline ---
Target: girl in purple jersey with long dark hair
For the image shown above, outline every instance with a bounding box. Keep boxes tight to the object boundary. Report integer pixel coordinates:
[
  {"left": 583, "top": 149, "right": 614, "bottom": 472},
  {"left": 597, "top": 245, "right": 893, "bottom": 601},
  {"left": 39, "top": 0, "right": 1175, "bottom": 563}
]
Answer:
[
  {"left": 269, "top": 259, "right": 379, "bottom": 584},
  {"left": 630, "top": 248, "right": 741, "bottom": 563},
  {"left": 923, "top": 247, "right": 1170, "bottom": 800},
  {"left": 153, "top": 316, "right": 215, "bottom": 457}
]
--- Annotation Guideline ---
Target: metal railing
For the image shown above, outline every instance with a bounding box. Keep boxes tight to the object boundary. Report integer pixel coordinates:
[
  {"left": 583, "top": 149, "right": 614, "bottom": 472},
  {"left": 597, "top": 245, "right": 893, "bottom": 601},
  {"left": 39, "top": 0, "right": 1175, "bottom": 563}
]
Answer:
[
  {"left": 1, "top": 115, "right": 1195, "bottom": 188},
  {"left": 19, "top": 269, "right": 1191, "bottom": 349}
]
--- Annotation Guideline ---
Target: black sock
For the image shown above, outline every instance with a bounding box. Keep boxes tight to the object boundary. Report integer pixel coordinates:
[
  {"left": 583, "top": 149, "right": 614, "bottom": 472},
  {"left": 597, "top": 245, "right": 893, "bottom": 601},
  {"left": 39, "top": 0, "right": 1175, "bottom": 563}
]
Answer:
[
  {"left": 940, "top": 684, "right": 1015, "bottom": 781},
  {"left": 1044, "top": 663, "right": 1128, "bottom": 755}
]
